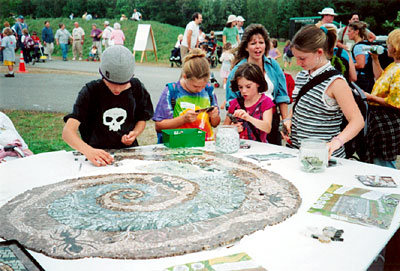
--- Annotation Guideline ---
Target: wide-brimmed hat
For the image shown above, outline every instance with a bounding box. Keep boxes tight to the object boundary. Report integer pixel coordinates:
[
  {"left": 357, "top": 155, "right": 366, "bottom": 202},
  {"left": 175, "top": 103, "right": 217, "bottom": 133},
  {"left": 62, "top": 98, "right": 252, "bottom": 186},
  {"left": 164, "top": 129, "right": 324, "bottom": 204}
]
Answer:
[
  {"left": 227, "top": 15, "right": 237, "bottom": 23},
  {"left": 318, "top": 8, "right": 337, "bottom": 16},
  {"left": 236, "top": 16, "right": 245, "bottom": 22},
  {"left": 104, "top": 21, "right": 110, "bottom": 26},
  {"left": 99, "top": 46, "right": 135, "bottom": 85}
]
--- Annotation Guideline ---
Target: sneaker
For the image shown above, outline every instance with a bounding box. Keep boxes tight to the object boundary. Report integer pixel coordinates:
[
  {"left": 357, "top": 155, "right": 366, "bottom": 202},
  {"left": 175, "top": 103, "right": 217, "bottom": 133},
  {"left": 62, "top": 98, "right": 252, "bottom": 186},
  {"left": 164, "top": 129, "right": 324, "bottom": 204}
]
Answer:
[
  {"left": 72, "top": 57, "right": 76, "bottom": 61},
  {"left": 32, "top": 59, "right": 36, "bottom": 65},
  {"left": 63, "top": 58, "right": 68, "bottom": 61},
  {"left": 79, "top": 57, "right": 82, "bottom": 61},
  {"left": 5, "top": 73, "right": 15, "bottom": 77},
  {"left": 48, "top": 57, "right": 52, "bottom": 61}
]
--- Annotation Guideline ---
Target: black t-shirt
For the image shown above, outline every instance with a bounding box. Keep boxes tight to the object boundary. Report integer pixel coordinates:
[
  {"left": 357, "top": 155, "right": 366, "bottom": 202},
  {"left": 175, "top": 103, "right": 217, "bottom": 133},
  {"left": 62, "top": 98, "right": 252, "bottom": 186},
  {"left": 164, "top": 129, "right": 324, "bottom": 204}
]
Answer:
[{"left": 64, "top": 78, "right": 154, "bottom": 149}]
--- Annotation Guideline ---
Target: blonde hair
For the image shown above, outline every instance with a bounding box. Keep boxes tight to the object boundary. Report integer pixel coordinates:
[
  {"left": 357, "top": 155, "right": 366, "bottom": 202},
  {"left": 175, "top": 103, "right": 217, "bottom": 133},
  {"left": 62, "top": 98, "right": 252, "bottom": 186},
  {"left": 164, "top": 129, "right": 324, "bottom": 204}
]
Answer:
[
  {"left": 291, "top": 24, "right": 337, "bottom": 59},
  {"left": 182, "top": 48, "right": 210, "bottom": 80},
  {"left": 223, "top": 42, "right": 232, "bottom": 51},
  {"left": 22, "top": 28, "right": 28, "bottom": 35},
  {"left": 387, "top": 28, "right": 400, "bottom": 60},
  {"left": 3, "top": 27, "right": 12, "bottom": 36}
]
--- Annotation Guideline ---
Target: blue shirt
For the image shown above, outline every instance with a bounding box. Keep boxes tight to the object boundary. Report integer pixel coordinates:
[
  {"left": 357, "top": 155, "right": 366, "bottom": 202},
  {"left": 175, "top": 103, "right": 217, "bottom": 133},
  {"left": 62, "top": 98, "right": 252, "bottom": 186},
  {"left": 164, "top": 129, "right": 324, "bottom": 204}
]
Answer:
[
  {"left": 41, "top": 27, "right": 54, "bottom": 43},
  {"left": 225, "top": 56, "right": 290, "bottom": 108},
  {"left": 352, "top": 41, "right": 371, "bottom": 75},
  {"left": 12, "top": 22, "right": 28, "bottom": 36}
]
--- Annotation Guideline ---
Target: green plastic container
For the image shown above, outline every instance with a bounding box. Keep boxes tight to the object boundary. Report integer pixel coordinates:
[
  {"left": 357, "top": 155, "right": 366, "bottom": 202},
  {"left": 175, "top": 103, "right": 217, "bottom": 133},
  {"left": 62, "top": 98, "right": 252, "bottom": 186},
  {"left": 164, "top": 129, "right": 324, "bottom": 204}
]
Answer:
[{"left": 162, "top": 128, "right": 206, "bottom": 148}]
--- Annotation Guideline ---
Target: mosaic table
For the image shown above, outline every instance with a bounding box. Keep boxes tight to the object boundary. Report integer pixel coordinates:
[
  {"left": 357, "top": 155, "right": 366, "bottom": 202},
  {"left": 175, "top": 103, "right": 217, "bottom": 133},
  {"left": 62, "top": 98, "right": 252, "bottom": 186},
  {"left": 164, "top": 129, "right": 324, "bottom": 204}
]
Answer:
[{"left": 0, "top": 147, "right": 301, "bottom": 260}]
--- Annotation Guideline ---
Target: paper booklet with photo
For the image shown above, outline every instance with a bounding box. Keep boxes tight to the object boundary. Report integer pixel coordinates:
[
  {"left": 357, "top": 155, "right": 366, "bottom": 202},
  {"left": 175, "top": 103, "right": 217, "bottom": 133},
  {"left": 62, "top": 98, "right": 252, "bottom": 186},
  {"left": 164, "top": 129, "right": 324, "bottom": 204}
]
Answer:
[
  {"left": 356, "top": 175, "right": 397, "bottom": 188},
  {"left": 308, "top": 184, "right": 400, "bottom": 229},
  {"left": 164, "top": 252, "right": 267, "bottom": 271}
]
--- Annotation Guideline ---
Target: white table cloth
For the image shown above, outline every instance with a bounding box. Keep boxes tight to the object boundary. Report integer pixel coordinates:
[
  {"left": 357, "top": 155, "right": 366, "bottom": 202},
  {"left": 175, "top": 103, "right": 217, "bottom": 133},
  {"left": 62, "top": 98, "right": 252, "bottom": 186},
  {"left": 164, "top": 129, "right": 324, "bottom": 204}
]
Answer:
[{"left": 1, "top": 140, "right": 399, "bottom": 271}]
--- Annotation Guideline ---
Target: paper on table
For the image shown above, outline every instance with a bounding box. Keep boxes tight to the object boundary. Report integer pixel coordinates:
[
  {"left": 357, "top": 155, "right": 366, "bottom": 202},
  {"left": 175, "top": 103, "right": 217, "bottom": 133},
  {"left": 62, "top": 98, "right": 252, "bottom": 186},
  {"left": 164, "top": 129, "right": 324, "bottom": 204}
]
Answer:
[
  {"left": 163, "top": 252, "right": 266, "bottom": 271},
  {"left": 309, "top": 184, "right": 400, "bottom": 229}
]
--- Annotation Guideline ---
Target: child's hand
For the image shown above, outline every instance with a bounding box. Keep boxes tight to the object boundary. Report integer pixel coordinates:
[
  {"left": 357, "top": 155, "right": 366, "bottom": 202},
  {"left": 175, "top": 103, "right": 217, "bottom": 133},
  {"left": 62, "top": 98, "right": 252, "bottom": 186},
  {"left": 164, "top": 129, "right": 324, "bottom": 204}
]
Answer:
[
  {"left": 233, "top": 109, "right": 250, "bottom": 121},
  {"left": 183, "top": 110, "right": 199, "bottom": 123},
  {"left": 207, "top": 106, "right": 219, "bottom": 119},
  {"left": 327, "top": 139, "right": 342, "bottom": 160},
  {"left": 233, "top": 122, "right": 243, "bottom": 133},
  {"left": 121, "top": 131, "right": 138, "bottom": 146},
  {"left": 83, "top": 148, "right": 114, "bottom": 167},
  {"left": 280, "top": 119, "right": 292, "bottom": 144}
]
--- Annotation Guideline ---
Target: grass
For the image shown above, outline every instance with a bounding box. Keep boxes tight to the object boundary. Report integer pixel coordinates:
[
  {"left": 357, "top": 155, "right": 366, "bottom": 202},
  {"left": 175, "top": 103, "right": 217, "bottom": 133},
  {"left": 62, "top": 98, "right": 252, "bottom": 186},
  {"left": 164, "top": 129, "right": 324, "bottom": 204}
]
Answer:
[
  {"left": 3, "top": 110, "right": 157, "bottom": 154},
  {"left": 23, "top": 17, "right": 184, "bottom": 63},
  {"left": 3, "top": 110, "right": 72, "bottom": 153}
]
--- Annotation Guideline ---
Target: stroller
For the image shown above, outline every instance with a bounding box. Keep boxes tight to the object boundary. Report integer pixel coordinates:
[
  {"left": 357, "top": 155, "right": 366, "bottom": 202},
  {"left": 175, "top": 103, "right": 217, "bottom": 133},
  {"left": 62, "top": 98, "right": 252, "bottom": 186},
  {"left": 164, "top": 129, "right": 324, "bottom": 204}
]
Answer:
[
  {"left": 208, "top": 43, "right": 219, "bottom": 69},
  {"left": 32, "top": 41, "right": 47, "bottom": 65},
  {"left": 201, "top": 42, "right": 220, "bottom": 88},
  {"left": 169, "top": 47, "right": 182, "bottom": 67},
  {"left": 87, "top": 45, "right": 100, "bottom": 61}
]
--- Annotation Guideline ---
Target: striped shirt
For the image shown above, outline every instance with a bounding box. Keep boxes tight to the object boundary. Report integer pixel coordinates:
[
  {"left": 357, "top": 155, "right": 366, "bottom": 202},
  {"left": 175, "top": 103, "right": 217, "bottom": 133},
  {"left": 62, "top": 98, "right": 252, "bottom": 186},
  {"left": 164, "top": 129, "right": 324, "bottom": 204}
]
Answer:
[{"left": 290, "top": 62, "right": 346, "bottom": 158}]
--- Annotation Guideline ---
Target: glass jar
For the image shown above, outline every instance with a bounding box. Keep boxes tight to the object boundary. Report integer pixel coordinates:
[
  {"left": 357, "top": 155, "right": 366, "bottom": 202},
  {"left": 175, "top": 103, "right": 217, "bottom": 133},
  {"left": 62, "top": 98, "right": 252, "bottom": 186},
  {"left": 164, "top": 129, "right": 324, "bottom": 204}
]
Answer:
[
  {"left": 215, "top": 125, "right": 240, "bottom": 154},
  {"left": 299, "top": 138, "right": 328, "bottom": 173}
]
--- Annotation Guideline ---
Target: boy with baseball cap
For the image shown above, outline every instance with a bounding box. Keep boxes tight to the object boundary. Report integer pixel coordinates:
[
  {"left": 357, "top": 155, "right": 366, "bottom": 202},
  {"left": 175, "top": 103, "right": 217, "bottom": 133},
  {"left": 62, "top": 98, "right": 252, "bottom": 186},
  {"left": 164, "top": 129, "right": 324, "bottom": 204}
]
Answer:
[{"left": 62, "top": 45, "right": 154, "bottom": 166}]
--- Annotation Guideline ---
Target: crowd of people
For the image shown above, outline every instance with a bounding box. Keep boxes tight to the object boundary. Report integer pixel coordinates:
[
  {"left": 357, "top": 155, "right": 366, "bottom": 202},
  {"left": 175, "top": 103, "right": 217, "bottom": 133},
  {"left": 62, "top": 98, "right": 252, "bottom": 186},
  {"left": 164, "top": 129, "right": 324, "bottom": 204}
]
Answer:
[
  {"left": 0, "top": 8, "right": 144, "bottom": 67},
  {"left": 1, "top": 8, "right": 399, "bottom": 171}
]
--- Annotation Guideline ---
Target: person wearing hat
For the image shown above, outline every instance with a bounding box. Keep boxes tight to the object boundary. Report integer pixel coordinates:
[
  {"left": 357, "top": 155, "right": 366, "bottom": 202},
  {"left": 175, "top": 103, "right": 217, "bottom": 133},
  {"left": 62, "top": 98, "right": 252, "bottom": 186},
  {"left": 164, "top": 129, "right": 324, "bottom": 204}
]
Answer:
[
  {"left": 12, "top": 15, "right": 28, "bottom": 60},
  {"left": 236, "top": 15, "right": 245, "bottom": 40},
  {"left": 62, "top": 46, "right": 154, "bottom": 167},
  {"left": 223, "top": 15, "right": 240, "bottom": 48},
  {"left": 181, "top": 12, "right": 203, "bottom": 60},
  {"left": 120, "top": 14, "right": 128, "bottom": 21},
  {"left": 101, "top": 21, "right": 113, "bottom": 49},
  {"left": 315, "top": 7, "right": 337, "bottom": 28}
]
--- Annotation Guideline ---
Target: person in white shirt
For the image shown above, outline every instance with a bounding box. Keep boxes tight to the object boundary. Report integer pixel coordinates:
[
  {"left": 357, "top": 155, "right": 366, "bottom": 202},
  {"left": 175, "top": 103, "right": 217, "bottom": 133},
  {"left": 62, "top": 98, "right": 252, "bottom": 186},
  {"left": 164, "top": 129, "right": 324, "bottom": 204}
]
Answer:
[
  {"left": 72, "top": 22, "right": 85, "bottom": 60},
  {"left": 101, "top": 21, "right": 113, "bottom": 49},
  {"left": 236, "top": 15, "right": 245, "bottom": 40},
  {"left": 0, "top": 112, "right": 33, "bottom": 162},
  {"left": 180, "top": 12, "right": 202, "bottom": 60},
  {"left": 131, "top": 9, "right": 142, "bottom": 21}
]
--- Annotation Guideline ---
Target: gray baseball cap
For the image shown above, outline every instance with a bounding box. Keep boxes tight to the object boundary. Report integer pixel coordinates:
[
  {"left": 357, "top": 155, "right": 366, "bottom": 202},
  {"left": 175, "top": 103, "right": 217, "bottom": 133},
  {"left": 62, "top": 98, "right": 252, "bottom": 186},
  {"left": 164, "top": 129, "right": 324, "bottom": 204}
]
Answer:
[{"left": 99, "top": 46, "right": 135, "bottom": 84}]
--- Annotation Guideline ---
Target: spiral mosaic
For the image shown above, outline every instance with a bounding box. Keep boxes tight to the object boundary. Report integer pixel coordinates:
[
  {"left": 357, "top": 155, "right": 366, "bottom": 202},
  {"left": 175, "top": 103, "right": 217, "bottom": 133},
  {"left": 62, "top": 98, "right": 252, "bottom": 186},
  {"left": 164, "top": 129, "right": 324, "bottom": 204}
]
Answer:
[{"left": 0, "top": 147, "right": 301, "bottom": 259}]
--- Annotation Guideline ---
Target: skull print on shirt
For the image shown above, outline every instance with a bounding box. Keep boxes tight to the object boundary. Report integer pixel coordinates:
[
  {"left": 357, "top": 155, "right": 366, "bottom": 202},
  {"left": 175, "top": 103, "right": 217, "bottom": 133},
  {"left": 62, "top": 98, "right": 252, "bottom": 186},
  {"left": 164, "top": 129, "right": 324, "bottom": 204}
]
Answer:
[{"left": 103, "top": 108, "right": 127, "bottom": 132}]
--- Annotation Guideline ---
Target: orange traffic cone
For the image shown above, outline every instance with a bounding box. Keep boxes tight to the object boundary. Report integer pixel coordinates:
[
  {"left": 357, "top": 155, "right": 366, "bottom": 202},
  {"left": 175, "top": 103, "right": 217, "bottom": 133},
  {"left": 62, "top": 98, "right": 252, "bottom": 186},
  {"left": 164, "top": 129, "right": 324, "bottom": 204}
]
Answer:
[{"left": 18, "top": 51, "right": 27, "bottom": 73}]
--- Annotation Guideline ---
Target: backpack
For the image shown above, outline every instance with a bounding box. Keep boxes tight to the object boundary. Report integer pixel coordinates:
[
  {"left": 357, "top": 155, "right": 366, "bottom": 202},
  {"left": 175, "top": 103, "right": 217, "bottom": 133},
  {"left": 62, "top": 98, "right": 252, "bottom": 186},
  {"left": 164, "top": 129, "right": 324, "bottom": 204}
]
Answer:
[
  {"left": 351, "top": 41, "right": 375, "bottom": 79},
  {"left": 340, "top": 82, "right": 369, "bottom": 160},
  {"left": 156, "top": 82, "right": 215, "bottom": 143},
  {"left": 23, "top": 35, "right": 35, "bottom": 49},
  {"left": 286, "top": 48, "right": 293, "bottom": 58},
  {"left": 331, "top": 47, "right": 350, "bottom": 83},
  {"left": 294, "top": 69, "right": 368, "bottom": 160}
]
